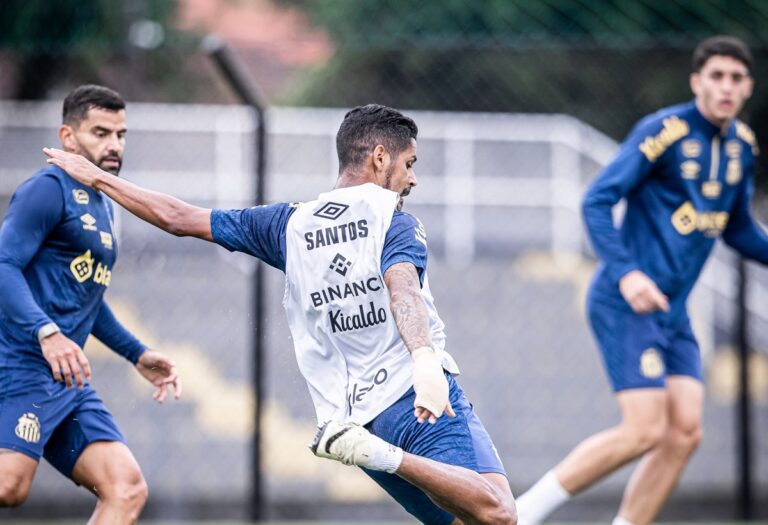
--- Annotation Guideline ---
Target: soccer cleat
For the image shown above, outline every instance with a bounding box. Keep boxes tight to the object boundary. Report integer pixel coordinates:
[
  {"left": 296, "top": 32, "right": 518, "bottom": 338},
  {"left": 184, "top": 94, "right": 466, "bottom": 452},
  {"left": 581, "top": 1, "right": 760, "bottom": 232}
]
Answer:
[{"left": 310, "top": 420, "right": 374, "bottom": 468}]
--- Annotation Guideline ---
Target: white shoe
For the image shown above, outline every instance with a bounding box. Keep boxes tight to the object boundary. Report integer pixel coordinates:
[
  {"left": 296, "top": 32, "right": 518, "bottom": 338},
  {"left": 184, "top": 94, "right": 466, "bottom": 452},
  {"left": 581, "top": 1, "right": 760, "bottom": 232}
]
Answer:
[{"left": 310, "top": 421, "right": 374, "bottom": 467}]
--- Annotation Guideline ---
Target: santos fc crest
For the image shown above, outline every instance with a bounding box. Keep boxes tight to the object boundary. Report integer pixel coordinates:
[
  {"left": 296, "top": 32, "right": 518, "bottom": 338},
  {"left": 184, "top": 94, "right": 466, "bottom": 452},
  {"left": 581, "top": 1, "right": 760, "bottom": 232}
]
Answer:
[{"left": 15, "top": 412, "right": 41, "bottom": 444}]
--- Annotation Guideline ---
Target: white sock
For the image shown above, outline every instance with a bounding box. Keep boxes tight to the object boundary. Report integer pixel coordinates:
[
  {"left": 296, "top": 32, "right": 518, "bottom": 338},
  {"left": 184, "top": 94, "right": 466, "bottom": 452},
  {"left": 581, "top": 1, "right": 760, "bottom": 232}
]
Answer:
[
  {"left": 516, "top": 470, "right": 571, "bottom": 525},
  {"left": 612, "top": 516, "right": 636, "bottom": 525},
  {"left": 367, "top": 435, "right": 404, "bottom": 474}
]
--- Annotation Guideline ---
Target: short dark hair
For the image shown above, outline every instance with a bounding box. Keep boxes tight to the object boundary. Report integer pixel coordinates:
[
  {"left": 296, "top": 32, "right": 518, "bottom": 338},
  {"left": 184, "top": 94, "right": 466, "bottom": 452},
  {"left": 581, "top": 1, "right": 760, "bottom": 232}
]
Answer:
[
  {"left": 62, "top": 84, "right": 125, "bottom": 127},
  {"left": 692, "top": 35, "right": 753, "bottom": 73},
  {"left": 336, "top": 104, "right": 418, "bottom": 171}
]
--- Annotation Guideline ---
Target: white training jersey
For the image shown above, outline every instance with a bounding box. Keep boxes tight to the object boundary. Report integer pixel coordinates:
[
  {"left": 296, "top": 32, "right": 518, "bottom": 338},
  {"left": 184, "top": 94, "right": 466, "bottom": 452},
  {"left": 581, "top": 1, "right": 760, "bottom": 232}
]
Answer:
[{"left": 283, "top": 183, "right": 459, "bottom": 425}]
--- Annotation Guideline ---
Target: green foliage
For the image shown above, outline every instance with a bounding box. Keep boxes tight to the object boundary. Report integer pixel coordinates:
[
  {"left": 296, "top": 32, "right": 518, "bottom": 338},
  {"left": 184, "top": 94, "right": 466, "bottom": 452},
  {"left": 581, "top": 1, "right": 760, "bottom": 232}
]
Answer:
[
  {"left": 0, "top": 0, "right": 176, "bottom": 53},
  {"left": 278, "top": 0, "right": 768, "bottom": 47},
  {"left": 277, "top": 0, "right": 768, "bottom": 144}
]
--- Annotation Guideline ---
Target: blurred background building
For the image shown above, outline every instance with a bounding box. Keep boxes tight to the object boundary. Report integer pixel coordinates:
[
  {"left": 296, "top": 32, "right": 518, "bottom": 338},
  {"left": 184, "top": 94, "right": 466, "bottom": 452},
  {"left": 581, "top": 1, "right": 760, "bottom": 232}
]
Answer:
[{"left": 1, "top": 0, "right": 767, "bottom": 522}]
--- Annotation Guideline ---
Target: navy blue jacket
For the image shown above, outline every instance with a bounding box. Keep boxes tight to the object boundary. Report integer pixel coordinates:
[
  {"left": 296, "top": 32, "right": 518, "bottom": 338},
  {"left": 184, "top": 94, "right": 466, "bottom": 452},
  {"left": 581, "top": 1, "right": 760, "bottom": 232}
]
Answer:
[
  {"left": 0, "top": 166, "right": 145, "bottom": 374},
  {"left": 584, "top": 100, "right": 768, "bottom": 319}
]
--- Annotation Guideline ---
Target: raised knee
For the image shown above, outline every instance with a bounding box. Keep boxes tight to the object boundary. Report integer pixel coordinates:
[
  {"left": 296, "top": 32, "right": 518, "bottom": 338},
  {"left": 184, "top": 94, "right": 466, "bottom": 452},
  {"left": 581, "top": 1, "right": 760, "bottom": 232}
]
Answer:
[
  {"left": 0, "top": 479, "right": 30, "bottom": 508},
  {"left": 476, "top": 497, "right": 517, "bottom": 525},
  {"left": 108, "top": 474, "right": 148, "bottom": 515},
  {"left": 626, "top": 420, "right": 667, "bottom": 455},
  {"left": 669, "top": 424, "right": 703, "bottom": 453}
]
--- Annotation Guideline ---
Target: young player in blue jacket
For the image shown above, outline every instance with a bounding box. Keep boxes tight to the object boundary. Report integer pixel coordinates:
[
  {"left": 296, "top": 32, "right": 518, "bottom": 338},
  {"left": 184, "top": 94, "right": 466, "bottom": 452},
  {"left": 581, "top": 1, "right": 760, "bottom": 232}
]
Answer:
[
  {"left": 0, "top": 85, "right": 181, "bottom": 524},
  {"left": 517, "top": 35, "right": 768, "bottom": 525}
]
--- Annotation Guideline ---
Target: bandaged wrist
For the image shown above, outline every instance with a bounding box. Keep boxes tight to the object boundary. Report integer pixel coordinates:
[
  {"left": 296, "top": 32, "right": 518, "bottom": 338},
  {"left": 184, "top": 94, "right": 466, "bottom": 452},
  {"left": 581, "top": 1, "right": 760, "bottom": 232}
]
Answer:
[{"left": 411, "top": 346, "right": 436, "bottom": 360}]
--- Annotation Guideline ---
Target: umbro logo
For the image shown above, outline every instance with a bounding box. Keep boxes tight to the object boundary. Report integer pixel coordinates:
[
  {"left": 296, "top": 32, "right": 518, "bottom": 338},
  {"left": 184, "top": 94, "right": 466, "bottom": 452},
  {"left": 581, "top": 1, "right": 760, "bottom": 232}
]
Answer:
[
  {"left": 314, "top": 201, "right": 349, "bottom": 221},
  {"left": 80, "top": 213, "right": 97, "bottom": 231},
  {"left": 329, "top": 253, "right": 352, "bottom": 276}
]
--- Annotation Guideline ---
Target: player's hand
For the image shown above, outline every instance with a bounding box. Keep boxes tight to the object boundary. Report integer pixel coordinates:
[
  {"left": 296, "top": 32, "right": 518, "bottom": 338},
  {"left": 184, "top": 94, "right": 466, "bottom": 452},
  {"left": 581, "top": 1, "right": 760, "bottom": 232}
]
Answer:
[
  {"left": 411, "top": 347, "right": 455, "bottom": 424},
  {"left": 40, "top": 332, "right": 92, "bottom": 388},
  {"left": 43, "top": 147, "right": 104, "bottom": 188},
  {"left": 136, "top": 350, "right": 182, "bottom": 403},
  {"left": 619, "top": 270, "right": 670, "bottom": 314}
]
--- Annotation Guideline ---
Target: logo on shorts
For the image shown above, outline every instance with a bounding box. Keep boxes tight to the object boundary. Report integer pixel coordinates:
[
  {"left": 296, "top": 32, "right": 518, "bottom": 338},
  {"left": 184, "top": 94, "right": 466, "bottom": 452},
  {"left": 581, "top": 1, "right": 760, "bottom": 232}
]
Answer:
[
  {"left": 640, "top": 348, "right": 665, "bottom": 379},
  {"left": 15, "top": 413, "right": 41, "bottom": 444}
]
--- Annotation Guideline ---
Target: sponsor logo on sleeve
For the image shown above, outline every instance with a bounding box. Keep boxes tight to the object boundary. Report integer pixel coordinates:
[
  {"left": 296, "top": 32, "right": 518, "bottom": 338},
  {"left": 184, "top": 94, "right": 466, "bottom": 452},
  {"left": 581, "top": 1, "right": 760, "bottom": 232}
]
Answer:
[
  {"left": 735, "top": 122, "right": 759, "bottom": 155},
  {"left": 639, "top": 116, "right": 689, "bottom": 162}
]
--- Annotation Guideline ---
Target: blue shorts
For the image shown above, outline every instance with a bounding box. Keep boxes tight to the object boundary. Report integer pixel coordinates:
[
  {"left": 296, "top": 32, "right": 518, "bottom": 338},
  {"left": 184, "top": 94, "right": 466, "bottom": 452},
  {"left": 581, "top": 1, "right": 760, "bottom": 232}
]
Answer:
[
  {"left": 363, "top": 373, "right": 506, "bottom": 525},
  {"left": 0, "top": 374, "right": 124, "bottom": 480},
  {"left": 587, "top": 290, "right": 702, "bottom": 392}
]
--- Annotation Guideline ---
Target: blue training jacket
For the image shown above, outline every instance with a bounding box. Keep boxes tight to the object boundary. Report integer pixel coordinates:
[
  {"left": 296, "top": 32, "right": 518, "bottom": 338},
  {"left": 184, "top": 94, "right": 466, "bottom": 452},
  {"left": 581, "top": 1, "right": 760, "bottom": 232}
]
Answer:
[
  {"left": 583, "top": 100, "right": 768, "bottom": 319},
  {"left": 0, "top": 165, "right": 145, "bottom": 375}
]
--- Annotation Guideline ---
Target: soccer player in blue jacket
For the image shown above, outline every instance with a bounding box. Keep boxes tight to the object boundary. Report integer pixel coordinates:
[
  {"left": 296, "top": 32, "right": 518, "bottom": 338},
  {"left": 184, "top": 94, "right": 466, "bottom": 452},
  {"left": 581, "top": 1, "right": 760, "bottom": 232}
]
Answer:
[
  {"left": 0, "top": 85, "right": 181, "bottom": 524},
  {"left": 517, "top": 36, "right": 768, "bottom": 525}
]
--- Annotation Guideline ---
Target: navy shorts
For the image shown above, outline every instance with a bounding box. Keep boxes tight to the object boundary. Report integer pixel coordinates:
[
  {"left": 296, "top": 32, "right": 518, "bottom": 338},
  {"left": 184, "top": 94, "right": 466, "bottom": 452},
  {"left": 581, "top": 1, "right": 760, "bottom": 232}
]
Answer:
[
  {"left": 587, "top": 290, "right": 703, "bottom": 392},
  {"left": 363, "top": 373, "right": 506, "bottom": 525},
  {"left": 0, "top": 374, "right": 124, "bottom": 480}
]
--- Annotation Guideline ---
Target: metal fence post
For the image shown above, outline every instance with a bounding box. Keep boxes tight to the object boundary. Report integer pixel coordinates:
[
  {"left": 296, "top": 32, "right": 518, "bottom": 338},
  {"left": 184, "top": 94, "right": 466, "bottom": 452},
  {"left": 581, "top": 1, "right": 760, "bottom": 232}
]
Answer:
[{"left": 204, "top": 34, "right": 268, "bottom": 523}]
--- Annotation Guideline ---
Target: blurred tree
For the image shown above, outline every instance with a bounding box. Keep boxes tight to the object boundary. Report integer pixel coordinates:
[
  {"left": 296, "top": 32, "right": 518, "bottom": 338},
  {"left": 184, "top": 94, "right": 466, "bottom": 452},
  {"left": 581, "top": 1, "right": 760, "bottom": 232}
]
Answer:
[
  {"left": 0, "top": 0, "right": 179, "bottom": 99},
  {"left": 276, "top": 0, "right": 768, "bottom": 143},
  {"left": 275, "top": 0, "right": 768, "bottom": 199}
]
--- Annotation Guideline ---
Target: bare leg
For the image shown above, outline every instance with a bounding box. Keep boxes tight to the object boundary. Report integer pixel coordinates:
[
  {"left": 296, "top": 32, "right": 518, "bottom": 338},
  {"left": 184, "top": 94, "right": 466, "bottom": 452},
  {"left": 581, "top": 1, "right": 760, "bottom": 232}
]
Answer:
[
  {"left": 396, "top": 453, "right": 516, "bottom": 525},
  {"left": 617, "top": 377, "right": 703, "bottom": 525},
  {"left": 517, "top": 389, "right": 670, "bottom": 525},
  {"left": 0, "top": 450, "right": 38, "bottom": 507},
  {"left": 554, "top": 388, "right": 668, "bottom": 494},
  {"left": 72, "top": 441, "right": 148, "bottom": 525}
]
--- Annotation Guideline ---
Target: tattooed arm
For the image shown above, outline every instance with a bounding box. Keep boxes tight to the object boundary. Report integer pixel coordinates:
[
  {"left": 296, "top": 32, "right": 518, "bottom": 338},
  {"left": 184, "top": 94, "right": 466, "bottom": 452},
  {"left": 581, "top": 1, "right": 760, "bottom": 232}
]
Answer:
[
  {"left": 384, "top": 262, "right": 454, "bottom": 423},
  {"left": 384, "top": 262, "right": 432, "bottom": 351}
]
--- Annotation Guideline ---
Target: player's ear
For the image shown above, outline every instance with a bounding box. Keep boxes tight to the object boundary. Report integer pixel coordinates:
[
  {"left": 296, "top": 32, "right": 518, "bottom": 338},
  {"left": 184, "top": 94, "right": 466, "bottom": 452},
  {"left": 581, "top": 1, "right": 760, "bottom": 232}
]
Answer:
[
  {"left": 59, "top": 124, "right": 77, "bottom": 152},
  {"left": 689, "top": 72, "right": 700, "bottom": 97},
  {"left": 373, "top": 144, "right": 388, "bottom": 172},
  {"left": 744, "top": 75, "right": 754, "bottom": 99}
]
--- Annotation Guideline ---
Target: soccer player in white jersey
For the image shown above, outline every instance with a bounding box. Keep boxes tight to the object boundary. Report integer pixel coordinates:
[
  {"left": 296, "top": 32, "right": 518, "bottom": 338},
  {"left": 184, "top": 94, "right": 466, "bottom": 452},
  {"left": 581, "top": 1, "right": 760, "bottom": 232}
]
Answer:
[{"left": 45, "top": 104, "right": 517, "bottom": 525}]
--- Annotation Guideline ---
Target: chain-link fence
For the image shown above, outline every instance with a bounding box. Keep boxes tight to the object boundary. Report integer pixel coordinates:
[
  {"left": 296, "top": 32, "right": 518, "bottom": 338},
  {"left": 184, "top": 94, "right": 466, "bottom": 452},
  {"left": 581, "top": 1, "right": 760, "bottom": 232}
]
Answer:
[
  {"left": 1, "top": 101, "right": 766, "bottom": 521},
  {"left": 2, "top": 0, "right": 768, "bottom": 522}
]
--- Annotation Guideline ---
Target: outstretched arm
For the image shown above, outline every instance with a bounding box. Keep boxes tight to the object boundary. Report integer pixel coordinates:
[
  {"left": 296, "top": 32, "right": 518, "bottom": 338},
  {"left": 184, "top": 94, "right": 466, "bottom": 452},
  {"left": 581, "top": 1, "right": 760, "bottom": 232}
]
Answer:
[
  {"left": 384, "top": 262, "right": 454, "bottom": 424},
  {"left": 44, "top": 147, "right": 212, "bottom": 240}
]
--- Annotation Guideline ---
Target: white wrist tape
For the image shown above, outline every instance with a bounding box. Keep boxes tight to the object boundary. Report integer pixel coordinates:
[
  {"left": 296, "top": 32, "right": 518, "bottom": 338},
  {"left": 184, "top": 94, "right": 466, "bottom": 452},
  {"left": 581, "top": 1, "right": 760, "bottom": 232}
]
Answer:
[{"left": 411, "top": 346, "right": 448, "bottom": 418}]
